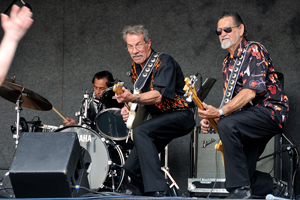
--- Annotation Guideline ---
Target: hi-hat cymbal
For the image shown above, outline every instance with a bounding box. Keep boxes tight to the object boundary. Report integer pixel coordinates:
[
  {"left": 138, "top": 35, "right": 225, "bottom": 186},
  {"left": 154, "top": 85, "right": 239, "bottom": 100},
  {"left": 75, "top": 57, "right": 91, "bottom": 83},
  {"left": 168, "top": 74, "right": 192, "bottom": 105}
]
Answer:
[{"left": 0, "top": 79, "right": 52, "bottom": 111}]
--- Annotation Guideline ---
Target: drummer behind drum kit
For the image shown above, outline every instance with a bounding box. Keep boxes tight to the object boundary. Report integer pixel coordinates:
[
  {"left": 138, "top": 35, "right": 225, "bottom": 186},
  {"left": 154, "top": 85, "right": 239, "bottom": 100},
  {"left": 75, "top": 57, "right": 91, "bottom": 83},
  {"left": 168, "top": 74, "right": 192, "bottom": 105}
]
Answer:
[{"left": 0, "top": 78, "right": 129, "bottom": 195}]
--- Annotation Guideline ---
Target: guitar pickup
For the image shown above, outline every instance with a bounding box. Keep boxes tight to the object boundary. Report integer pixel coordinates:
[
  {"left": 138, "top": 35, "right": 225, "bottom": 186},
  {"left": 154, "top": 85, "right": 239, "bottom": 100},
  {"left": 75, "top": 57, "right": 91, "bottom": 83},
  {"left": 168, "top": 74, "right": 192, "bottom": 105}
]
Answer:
[{"left": 202, "top": 138, "right": 216, "bottom": 148}]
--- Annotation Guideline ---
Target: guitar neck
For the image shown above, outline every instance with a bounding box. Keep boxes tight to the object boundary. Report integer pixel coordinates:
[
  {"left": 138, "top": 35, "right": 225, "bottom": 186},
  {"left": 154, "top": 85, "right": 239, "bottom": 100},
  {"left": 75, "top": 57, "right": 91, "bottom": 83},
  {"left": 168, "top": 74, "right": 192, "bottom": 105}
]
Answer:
[
  {"left": 113, "top": 83, "right": 131, "bottom": 109},
  {"left": 191, "top": 93, "right": 219, "bottom": 133}
]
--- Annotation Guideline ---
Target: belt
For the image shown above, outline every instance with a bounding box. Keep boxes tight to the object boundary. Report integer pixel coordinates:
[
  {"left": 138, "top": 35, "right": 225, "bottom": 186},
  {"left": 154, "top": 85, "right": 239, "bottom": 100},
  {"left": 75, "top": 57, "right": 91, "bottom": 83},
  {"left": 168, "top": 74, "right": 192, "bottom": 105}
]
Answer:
[
  {"left": 151, "top": 107, "right": 191, "bottom": 118},
  {"left": 171, "top": 107, "right": 191, "bottom": 112}
]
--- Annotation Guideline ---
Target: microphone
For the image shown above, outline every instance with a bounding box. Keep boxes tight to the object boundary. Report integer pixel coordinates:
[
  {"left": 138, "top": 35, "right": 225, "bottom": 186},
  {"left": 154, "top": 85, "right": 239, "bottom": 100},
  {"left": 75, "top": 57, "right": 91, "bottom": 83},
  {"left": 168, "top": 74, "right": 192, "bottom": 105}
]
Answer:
[{"left": 266, "top": 194, "right": 291, "bottom": 200}]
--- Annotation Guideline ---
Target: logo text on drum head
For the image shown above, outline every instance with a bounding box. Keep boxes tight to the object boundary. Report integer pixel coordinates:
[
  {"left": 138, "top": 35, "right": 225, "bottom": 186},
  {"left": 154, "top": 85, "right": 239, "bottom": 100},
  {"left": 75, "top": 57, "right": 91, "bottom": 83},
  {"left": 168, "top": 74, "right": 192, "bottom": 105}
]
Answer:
[{"left": 78, "top": 134, "right": 92, "bottom": 142}]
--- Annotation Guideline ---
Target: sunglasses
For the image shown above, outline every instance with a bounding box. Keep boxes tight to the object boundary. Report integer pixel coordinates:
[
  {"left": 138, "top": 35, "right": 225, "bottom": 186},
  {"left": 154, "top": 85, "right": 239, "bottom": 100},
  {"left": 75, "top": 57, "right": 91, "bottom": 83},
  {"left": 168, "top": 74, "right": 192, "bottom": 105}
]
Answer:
[{"left": 216, "top": 25, "right": 240, "bottom": 35}]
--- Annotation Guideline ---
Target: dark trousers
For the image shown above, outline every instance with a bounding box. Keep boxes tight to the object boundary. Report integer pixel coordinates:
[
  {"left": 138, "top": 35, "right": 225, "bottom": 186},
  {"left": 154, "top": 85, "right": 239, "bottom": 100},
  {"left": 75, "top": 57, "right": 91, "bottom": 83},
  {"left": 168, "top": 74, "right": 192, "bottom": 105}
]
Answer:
[
  {"left": 218, "top": 106, "right": 282, "bottom": 196},
  {"left": 123, "top": 110, "right": 195, "bottom": 194}
]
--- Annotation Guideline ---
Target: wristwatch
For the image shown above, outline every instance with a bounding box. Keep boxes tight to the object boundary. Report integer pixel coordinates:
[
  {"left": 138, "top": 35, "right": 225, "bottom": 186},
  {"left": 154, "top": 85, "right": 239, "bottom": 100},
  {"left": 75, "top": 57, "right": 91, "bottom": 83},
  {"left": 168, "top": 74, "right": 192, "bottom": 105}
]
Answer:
[
  {"left": 135, "top": 94, "right": 140, "bottom": 103},
  {"left": 218, "top": 108, "right": 224, "bottom": 118}
]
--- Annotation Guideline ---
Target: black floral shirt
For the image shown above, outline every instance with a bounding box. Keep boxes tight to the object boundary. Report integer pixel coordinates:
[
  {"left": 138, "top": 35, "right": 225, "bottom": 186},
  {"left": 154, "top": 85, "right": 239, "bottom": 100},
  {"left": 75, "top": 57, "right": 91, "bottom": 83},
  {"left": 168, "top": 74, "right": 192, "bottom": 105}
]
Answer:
[
  {"left": 222, "top": 38, "right": 289, "bottom": 129},
  {"left": 130, "top": 50, "right": 190, "bottom": 115}
]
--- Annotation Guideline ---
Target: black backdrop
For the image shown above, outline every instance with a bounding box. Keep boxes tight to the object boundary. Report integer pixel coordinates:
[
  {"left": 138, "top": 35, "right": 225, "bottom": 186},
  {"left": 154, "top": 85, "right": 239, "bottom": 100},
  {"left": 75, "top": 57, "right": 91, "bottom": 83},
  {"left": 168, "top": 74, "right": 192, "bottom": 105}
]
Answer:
[{"left": 0, "top": 0, "right": 299, "bottom": 196}]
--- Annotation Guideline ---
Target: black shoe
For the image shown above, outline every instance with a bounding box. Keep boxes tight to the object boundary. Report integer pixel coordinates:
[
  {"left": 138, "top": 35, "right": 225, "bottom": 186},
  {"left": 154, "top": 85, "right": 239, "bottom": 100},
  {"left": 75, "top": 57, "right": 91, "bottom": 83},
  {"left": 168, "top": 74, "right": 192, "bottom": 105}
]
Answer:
[
  {"left": 272, "top": 178, "right": 289, "bottom": 198},
  {"left": 145, "top": 191, "right": 170, "bottom": 197},
  {"left": 121, "top": 183, "right": 143, "bottom": 196},
  {"left": 226, "top": 186, "right": 253, "bottom": 199}
]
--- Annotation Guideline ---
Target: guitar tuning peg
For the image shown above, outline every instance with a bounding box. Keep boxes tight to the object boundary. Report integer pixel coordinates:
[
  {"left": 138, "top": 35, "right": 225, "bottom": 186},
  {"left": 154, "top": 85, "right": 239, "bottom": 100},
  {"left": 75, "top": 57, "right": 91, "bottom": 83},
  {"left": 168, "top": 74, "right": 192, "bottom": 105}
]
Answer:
[{"left": 186, "top": 95, "right": 192, "bottom": 102}]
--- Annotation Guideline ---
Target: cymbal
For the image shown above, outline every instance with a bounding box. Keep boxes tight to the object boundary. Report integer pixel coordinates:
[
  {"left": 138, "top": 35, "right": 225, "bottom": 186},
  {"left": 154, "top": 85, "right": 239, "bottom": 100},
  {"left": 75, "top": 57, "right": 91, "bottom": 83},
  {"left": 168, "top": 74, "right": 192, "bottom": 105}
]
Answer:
[{"left": 0, "top": 79, "right": 52, "bottom": 111}]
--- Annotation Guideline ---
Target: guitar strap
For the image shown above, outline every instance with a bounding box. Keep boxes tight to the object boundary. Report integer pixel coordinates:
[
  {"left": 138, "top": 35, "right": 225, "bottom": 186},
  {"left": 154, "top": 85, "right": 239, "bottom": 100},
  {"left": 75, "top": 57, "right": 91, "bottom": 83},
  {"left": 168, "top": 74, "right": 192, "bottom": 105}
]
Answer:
[
  {"left": 219, "top": 41, "right": 266, "bottom": 108},
  {"left": 133, "top": 52, "right": 162, "bottom": 91}
]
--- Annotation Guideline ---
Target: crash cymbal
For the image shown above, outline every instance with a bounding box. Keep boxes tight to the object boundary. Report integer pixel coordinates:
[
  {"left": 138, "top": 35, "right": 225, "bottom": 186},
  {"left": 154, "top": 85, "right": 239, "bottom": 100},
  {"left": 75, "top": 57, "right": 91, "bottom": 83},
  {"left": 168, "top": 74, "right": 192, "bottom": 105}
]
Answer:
[{"left": 0, "top": 79, "right": 52, "bottom": 111}]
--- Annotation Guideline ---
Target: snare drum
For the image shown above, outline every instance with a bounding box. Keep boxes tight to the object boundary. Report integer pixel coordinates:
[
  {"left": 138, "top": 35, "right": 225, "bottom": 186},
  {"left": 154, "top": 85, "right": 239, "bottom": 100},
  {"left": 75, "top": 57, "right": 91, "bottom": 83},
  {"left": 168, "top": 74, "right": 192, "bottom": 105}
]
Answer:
[
  {"left": 94, "top": 108, "right": 128, "bottom": 141},
  {"left": 55, "top": 125, "right": 125, "bottom": 191}
]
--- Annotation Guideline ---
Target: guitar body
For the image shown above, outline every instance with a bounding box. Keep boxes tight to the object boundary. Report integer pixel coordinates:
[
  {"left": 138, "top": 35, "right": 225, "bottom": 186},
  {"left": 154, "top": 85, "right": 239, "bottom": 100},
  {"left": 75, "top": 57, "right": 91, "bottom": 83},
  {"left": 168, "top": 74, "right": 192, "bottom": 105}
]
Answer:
[
  {"left": 113, "top": 84, "right": 149, "bottom": 140},
  {"left": 183, "top": 76, "right": 225, "bottom": 166},
  {"left": 126, "top": 90, "right": 148, "bottom": 130}
]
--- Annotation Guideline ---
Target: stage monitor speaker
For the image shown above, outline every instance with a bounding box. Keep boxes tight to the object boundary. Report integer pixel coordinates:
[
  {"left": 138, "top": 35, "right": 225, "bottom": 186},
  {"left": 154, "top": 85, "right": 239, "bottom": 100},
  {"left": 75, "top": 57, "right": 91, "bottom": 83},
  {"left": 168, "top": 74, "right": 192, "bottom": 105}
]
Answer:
[
  {"left": 9, "top": 132, "right": 89, "bottom": 198},
  {"left": 188, "top": 131, "right": 279, "bottom": 197}
]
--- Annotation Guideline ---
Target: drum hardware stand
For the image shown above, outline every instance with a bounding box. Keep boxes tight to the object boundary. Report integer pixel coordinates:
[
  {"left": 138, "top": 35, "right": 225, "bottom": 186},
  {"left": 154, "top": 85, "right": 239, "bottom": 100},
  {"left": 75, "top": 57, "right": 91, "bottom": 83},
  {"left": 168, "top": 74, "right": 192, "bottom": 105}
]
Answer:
[
  {"left": 13, "top": 94, "right": 24, "bottom": 149},
  {"left": 102, "top": 138, "right": 125, "bottom": 192},
  {"left": 75, "top": 111, "right": 82, "bottom": 125},
  {"left": 75, "top": 89, "right": 89, "bottom": 125},
  {"left": 83, "top": 89, "right": 89, "bottom": 120},
  {"left": 160, "top": 145, "right": 181, "bottom": 196},
  {"left": 0, "top": 172, "right": 13, "bottom": 198}
]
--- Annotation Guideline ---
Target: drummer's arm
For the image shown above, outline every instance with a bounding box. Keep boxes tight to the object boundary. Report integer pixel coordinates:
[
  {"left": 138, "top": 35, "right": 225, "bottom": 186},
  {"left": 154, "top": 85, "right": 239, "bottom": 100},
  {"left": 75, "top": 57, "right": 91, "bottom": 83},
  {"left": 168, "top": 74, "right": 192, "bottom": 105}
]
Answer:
[
  {"left": 0, "top": 5, "right": 33, "bottom": 85},
  {"left": 63, "top": 117, "right": 77, "bottom": 125}
]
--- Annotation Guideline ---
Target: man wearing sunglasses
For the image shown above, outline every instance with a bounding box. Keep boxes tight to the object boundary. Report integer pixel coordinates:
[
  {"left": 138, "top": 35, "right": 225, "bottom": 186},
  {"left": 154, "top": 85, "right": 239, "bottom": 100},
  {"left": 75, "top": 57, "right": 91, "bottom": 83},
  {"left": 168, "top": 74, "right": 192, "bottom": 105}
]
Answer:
[
  {"left": 115, "top": 25, "right": 195, "bottom": 197},
  {"left": 198, "top": 12, "right": 289, "bottom": 199}
]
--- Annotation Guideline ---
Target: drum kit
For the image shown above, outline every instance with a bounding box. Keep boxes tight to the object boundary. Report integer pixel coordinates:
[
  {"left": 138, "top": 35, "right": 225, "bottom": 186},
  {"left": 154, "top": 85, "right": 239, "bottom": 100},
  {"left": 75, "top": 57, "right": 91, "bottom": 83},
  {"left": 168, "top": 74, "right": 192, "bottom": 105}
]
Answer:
[{"left": 0, "top": 78, "right": 129, "bottom": 193}]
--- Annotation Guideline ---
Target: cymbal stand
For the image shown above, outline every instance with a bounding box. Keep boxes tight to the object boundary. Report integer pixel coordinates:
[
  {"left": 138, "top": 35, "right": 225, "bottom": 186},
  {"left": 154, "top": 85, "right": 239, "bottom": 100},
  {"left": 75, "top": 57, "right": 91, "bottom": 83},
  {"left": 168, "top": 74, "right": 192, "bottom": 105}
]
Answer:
[
  {"left": 160, "top": 145, "right": 180, "bottom": 196},
  {"left": 75, "top": 90, "right": 89, "bottom": 125},
  {"left": 0, "top": 172, "right": 13, "bottom": 198},
  {"left": 13, "top": 95, "right": 23, "bottom": 149},
  {"left": 83, "top": 89, "right": 89, "bottom": 120}
]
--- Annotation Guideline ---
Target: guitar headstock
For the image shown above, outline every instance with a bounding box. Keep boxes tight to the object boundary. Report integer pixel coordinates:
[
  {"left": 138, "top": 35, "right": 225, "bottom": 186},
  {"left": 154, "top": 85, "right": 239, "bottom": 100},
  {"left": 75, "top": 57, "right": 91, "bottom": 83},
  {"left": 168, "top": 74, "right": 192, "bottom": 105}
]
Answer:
[
  {"left": 183, "top": 75, "right": 198, "bottom": 101},
  {"left": 113, "top": 82, "right": 124, "bottom": 95}
]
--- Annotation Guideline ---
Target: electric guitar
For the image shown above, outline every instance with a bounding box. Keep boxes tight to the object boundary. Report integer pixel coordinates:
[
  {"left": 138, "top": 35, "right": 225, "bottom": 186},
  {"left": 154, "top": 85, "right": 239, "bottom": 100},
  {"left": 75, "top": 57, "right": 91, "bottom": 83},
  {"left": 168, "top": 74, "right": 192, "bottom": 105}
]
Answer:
[
  {"left": 113, "top": 82, "right": 148, "bottom": 140},
  {"left": 183, "top": 76, "right": 225, "bottom": 166}
]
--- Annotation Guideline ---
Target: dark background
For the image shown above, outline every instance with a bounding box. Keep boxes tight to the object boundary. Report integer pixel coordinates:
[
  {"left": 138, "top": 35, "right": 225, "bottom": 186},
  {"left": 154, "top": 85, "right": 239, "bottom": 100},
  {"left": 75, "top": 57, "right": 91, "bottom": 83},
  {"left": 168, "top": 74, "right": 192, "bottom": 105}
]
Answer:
[{"left": 0, "top": 0, "right": 299, "bottom": 197}]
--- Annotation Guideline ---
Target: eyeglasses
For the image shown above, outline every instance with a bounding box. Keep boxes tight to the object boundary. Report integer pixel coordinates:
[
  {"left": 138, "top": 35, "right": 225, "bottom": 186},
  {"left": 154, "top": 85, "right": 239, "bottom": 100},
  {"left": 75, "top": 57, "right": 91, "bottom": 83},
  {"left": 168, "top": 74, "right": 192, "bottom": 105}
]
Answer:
[
  {"left": 215, "top": 25, "right": 240, "bottom": 35},
  {"left": 126, "top": 42, "right": 147, "bottom": 51}
]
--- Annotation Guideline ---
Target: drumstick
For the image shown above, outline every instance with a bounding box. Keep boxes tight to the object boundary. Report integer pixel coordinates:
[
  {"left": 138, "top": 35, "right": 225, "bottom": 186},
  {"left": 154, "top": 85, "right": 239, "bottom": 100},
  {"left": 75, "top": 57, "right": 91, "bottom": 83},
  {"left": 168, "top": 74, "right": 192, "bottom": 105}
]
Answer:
[{"left": 52, "top": 107, "right": 68, "bottom": 122}]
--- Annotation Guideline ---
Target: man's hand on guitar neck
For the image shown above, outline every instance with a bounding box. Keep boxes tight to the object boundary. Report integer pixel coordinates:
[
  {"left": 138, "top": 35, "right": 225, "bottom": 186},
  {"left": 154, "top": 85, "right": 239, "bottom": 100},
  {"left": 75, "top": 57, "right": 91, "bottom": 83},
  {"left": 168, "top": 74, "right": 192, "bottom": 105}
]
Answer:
[
  {"left": 115, "top": 87, "right": 137, "bottom": 103},
  {"left": 197, "top": 102, "right": 219, "bottom": 119},
  {"left": 198, "top": 102, "right": 220, "bottom": 133}
]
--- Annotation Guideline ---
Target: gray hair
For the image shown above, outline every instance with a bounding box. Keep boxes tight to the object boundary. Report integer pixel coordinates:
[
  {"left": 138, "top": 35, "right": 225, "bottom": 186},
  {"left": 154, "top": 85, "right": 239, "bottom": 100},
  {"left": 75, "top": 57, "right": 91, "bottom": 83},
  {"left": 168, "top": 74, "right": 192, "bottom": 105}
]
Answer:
[{"left": 122, "top": 25, "right": 150, "bottom": 42}]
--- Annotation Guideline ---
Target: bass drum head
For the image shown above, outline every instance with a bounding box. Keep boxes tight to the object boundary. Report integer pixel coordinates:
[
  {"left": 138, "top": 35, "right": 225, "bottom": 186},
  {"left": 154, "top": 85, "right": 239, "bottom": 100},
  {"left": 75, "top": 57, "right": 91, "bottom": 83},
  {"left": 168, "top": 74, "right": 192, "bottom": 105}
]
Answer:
[
  {"left": 95, "top": 108, "right": 128, "bottom": 141},
  {"left": 55, "top": 125, "right": 109, "bottom": 190}
]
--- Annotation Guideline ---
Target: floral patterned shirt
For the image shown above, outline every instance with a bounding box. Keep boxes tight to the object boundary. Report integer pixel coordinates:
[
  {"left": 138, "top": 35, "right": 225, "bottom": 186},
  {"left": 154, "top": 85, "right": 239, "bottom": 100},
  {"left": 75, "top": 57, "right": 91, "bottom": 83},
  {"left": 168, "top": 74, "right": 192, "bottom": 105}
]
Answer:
[{"left": 222, "top": 38, "right": 289, "bottom": 129}]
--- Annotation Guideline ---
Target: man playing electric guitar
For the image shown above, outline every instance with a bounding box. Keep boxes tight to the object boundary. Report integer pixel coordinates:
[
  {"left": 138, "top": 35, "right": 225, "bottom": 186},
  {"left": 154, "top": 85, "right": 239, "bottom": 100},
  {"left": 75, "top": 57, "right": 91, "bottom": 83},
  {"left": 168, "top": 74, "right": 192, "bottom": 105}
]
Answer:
[
  {"left": 198, "top": 12, "right": 289, "bottom": 199},
  {"left": 115, "top": 25, "right": 195, "bottom": 197}
]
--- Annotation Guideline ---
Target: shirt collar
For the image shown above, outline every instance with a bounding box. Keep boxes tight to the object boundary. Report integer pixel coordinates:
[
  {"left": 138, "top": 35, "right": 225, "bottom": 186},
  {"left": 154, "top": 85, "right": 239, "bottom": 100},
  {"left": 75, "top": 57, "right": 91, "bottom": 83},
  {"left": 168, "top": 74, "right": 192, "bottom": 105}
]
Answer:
[{"left": 232, "top": 38, "right": 248, "bottom": 58}]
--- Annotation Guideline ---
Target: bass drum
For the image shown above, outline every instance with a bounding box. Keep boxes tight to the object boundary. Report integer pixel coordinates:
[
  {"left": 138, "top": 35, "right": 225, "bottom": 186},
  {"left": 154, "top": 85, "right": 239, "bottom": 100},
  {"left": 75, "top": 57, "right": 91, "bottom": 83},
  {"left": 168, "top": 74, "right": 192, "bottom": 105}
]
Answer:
[
  {"left": 55, "top": 125, "right": 125, "bottom": 191},
  {"left": 95, "top": 108, "right": 128, "bottom": 141}
]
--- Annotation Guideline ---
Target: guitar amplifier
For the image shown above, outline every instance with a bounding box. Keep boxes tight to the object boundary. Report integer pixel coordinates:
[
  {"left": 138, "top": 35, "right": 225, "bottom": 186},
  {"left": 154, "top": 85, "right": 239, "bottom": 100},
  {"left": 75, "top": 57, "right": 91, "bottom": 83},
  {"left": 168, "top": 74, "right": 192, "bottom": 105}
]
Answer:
[{"left": 188, "top": 131, "right": 278, "bottom": 197}]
